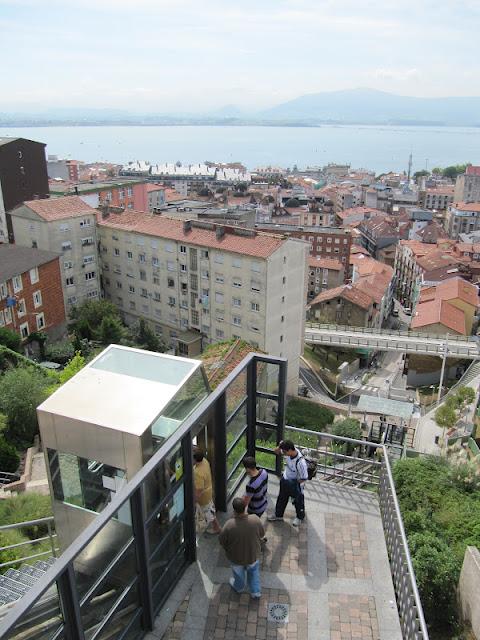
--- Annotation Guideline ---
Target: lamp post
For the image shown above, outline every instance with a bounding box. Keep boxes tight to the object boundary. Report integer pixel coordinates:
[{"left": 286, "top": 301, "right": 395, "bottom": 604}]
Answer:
[{"left": 437, "top": 334, "right": 449, "bottom": 406}]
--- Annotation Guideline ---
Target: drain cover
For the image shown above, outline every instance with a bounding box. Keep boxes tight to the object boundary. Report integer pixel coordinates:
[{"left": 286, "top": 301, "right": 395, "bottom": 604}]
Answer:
[{"left": 267, "top": 603, "right": 289, "bottom": 624}]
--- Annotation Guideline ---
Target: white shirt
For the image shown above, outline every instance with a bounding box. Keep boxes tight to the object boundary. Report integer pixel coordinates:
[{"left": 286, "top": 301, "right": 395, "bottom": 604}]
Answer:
[{"left": 283, "top": 448, "right": 308, "bottom": 482}]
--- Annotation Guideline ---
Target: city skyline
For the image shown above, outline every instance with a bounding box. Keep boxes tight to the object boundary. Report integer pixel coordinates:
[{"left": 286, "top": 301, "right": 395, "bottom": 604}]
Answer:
[{"left": 1, "top": 0, "right": 480, "bottom": 112}]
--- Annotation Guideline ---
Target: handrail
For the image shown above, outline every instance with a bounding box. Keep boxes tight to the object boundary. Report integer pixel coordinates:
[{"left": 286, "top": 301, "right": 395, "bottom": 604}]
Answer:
[
  {"left": 0, "top": 516, "right": 59, "bottom": 571},
  {"left": 0, "top": 351, "right": 262, "bottom": 637},
  {"left": 0, "top": 516, "right": 55, "bottom": 532},
  {"left": 305, "top": 321, "right": 475, "bottom": 343}
]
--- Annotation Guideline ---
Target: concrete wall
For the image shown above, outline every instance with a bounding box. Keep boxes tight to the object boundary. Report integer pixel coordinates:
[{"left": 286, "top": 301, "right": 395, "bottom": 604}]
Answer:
[{"left": 458, "top": 546, "right": 480, "bottom": 638}]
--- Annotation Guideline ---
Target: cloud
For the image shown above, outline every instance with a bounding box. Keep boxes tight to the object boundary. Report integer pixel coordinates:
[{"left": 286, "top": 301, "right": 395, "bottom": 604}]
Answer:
[{"left": 372, "top": 68, "right": 421, "bottom": 81}]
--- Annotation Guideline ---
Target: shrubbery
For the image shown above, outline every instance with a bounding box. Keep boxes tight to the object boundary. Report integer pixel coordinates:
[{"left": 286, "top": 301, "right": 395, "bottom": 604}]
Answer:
[
  {"left": 285, "top": 398, "right": 334, "bottom": 432},
  {"left": 393, "top": 456, "right": 480, "bottom": 630}
]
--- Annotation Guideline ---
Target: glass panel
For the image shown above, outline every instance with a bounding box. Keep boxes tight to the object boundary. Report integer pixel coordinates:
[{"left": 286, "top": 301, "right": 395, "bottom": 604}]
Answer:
[
  {"left": 48, "top": 449, "right": 125, "bottom": 514},
  {"left": 117, "top": 610, "right": 143, "bottom": 640},
  {"left": 93, "top": 583, "right": 140, "bottom": 640},
  {"left": 144, "top": 443, "right": 183, "bottom": 518},
  {"left": 150, "top": 369, "right": 209, "bottom": 447},
  {"left": 73, "top": 508, "right": 133, "bottom": 602},
  {"left": 148, "top": 485, "right": 185, "bottom": 554},
  {"left": 5, "top": 585, "right": 63, "bottom": 640},
  {"left": 152, "top": 546, "right": 187, "bottom": 611},
  {"left": 256, "top": 361, "right": 279, "bottom": 395},
  {"left": 284, "top": 426, "right": 322, "bottom": 449},
  {"left": 226, "top": 369, "right": 247, "bottom": 418},
  {"left": 256, "top": 397, "right": 278, "bottom": 425},
  {"left": 256, "top": 425, "right": 277, "bottom": 446},
  {"left": 226, "top": 404, "right": 247, "bottom": 445},
  {"left": 254, "top": 450, "right": 277, "bottom": 472},
  {"left": 227, "top": 433, "right": 246, "bottom": 478},
  {"left": 150, "top": 519, "right": 185, "bottom": 586},
  {"left": 81, "top": 547, "right": 139, "bottom": 640}
]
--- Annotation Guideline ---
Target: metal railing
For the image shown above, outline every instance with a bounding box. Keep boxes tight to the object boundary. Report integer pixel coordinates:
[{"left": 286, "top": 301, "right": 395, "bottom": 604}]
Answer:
[
  {"left": 0, "top": 517, "right": 58, "bottom": 570},
  {"left": 261, "top": 425, "right": 429, "bottom": 640},
  {"left": 0, "top": 472, "right": 20, "bottom": 488},
  {"left": 305, "top": 321, "right": 475, "bottom": 342}
]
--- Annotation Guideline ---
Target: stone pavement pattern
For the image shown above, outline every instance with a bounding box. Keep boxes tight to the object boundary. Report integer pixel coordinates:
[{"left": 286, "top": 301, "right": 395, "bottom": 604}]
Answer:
[{"left": 150, "top": 477, "right": 402, "bottom": 640}]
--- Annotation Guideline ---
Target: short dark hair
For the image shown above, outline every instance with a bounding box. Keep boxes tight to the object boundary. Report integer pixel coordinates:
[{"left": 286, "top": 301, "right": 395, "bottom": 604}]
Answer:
[
  {"left": 279, "top": 440, "right": 295, "bottom": 452},
  {"left": 242, "top": 456, "right": 257, "bottom": 470},
  {"left": 232, "top": 497, "right": 245, "bottom": 514},
  {"left": 193, "top": 446, "right": 204, "bottom": 462}
]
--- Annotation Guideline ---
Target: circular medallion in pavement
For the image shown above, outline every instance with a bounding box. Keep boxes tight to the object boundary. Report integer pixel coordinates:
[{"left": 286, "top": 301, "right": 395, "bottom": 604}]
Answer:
[{"left": 267, "top": 603, "right": 289, "bottom": 624}]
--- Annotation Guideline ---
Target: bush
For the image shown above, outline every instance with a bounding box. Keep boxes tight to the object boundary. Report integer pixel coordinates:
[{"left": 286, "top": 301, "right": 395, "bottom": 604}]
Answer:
[
  {"left": 0, "top": 529, "right": 31, "bottom": 572},
  {"left": 0, "top": 436, "right": 19, "bottom": 472},
  {"left": 285, "top": 398, "right": 334, "bottom": 432},
  {"left": 331, "top": 418, "right": 363, "bottom": 454},
  {"left": 0, "top": 493, "right": 53, "bottom": 539},
  {"left": 0, "top": 327, "right": 21, "bottom": 352},
  {"left": 45, "top": 339, "right": 75, "bottom": 364},
  {"left": 0, "top": 367, "right": 50, "bottom": 445}
]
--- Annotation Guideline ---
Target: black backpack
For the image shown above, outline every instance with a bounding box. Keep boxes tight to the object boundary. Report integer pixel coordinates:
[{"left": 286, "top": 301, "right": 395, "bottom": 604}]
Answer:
[{"left": 296, "top": 454, "right": 317, "bottom": 480}]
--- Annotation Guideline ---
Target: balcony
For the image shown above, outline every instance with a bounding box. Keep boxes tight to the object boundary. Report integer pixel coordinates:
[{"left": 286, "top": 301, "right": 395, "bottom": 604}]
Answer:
[{"left": 0, "top": 354, "right": 427, "bottom": 640}]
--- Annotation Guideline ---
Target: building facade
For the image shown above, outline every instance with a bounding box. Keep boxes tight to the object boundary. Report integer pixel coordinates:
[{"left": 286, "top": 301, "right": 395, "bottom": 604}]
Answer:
[
  {"left": 307, "top": 257, "right": 345, "bottom": 299},
  {"left": 9, "top": 196, "right": 101, "bottom": 313},
  {"left": 97, "top": 212, "right": 308, "bottom": 393},
  {"left": 0, "top": 244, "right": 66, "bottom": 346},
  {"left": 445, "top": 202, "right": 480, "bottom": 239},
  {"left": 454, "top": 166, "right": 480, "bottom": 203},
  {"left": 0, "top": 137, "right": 49, "bottom": 243},
  {"left": 47, "top": 156, "right": 80, "bottom": 182}
]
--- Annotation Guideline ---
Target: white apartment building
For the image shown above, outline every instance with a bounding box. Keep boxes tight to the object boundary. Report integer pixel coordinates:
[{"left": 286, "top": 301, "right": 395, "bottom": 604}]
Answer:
[
  {"left": 9, "top": 196, "right": 100, "bottom": 312},
  {"left": 454, "top": 166, "right": 480, "bottom": 203},
  {"left": 445, "top": 202, "right": 480, "bottom": 239},
  {"left": 97, "top": 211, "right": 308, "bottom": 393}
]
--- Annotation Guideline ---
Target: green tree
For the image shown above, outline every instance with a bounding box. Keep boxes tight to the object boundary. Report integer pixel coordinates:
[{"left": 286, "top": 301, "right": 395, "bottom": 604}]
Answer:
[
  {"left": 129, "top": 318, "right": 165, "bottom": 352},
  {"left": 434, "top": 403, "right": 457, "bottom": 430},
  {"left": 413, "top": 170, "right": 429, "bottom": 181},
  {"left": 331, "top": 418, "right": 362, "bottom": 454},
  {"left": 0, "top": 436, "right": 19, "bottom": 472},
  {"left": 98, "top": 315, "right": 125, "bottom": 345},
  {"left": 58, "top": 352, "right": 86, "bottom": 385},
  {"left": 69, "top": 300, "right": 120, "bottom": 339},
  {"left": 285, "top": 398, "right": 334, "bottom": 432},
  {"left": 0, "top": 368, "right": 50, "bottom": 445},
  {"left": 45, "top": 339, "right": 75, "bottom": 365},
  {"left": 454, "top": 386, "right": 475, "bottom": 407},
  {"left": 0, "top": 327, "right": 21, "bottom": 352}
]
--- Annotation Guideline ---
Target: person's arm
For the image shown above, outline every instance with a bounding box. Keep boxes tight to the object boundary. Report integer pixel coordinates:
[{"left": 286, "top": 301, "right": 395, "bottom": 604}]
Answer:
[
  {"left": 297, "top": 458, "right": 308, "bottom": 487},
  {"left": 273, "top": 440, "right": 284, "bottom": 455},
  {"left": 219, "top": 526, "right": 228, "bottom": 550},
  {"left": 258, "top": 521, "right": 265, "bottom": 540},
  {"left": 243, "top": 494, "right": 252, "bottom": 507}
]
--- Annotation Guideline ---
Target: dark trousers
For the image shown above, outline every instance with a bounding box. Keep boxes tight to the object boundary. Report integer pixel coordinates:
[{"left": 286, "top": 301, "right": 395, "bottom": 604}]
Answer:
[{"left": 275, "top": 478, "right": 305, "bottom": 520}]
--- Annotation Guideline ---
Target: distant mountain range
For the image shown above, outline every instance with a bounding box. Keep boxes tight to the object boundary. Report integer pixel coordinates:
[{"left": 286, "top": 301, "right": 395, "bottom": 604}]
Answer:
[{"left": 1, "top": 89, "right": 480, "bottom": 127}]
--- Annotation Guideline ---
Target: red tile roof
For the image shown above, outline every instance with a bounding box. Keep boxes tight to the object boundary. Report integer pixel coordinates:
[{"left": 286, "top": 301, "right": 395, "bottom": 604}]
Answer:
[
  {"left": 466, "top": 166, "right": 480, "bottom": 177},
  {"left": 98, "top": 210, "right": 287, "bottom": 258},
  {"left": 309, "top": 284, "right": 373, "bottom": 310},
  {"left": 411, "top": 300, "right": 466, "bottom": 334},
  {"left": 350, "top": 254, "right": 393, "bottom": 279},
  {"left": 453, "top": 202, "right": 480, "bottom": 212},
  {"left": 308, "top": 256, "right": 344, "bottom": 271},
  {"left": 17, "top": 196, "right": 96, "bottom": 221},
  {"left": 419, "top": 276, "right": 479, "bottom": 308},
  {"left": 145, "top": 184, "right": 165, "bottom": 193}
]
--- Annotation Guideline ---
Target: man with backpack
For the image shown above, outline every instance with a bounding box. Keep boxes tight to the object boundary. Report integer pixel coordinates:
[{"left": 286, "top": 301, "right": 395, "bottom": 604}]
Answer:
[{"left": 268, "top": 439, "right": 309, "bottom": 526}]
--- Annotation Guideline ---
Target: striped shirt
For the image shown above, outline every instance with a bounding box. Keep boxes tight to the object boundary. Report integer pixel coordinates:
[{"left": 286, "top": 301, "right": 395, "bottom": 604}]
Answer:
[{"left": 245, "top": 468, "right": 268, "bottom": 515}]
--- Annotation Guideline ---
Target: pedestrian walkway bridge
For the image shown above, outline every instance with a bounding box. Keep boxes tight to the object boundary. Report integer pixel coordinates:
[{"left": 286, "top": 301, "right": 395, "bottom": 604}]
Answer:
[{"left": 305, "top": 322, "right": 480, "bottom": 358}]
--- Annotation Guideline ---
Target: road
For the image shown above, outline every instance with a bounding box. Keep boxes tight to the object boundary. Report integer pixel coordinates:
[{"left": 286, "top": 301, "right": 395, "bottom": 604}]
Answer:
[{"left": 304, "top": 324, "right": 480, "bottom": 359}]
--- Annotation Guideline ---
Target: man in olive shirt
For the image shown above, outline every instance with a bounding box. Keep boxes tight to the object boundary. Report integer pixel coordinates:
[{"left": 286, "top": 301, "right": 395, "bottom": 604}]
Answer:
[
  {"left": 193, "top": 447, "right": 220, "bottom": 534},
  {"left": 219, "top": 498, "right": 265, "bottom": 598}
]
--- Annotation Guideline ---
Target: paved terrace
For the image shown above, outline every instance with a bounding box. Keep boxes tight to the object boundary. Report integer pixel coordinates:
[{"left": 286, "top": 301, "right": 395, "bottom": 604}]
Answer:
[
  {"left": 148, "top": 476, "right": 402, "bottom": 640},
  {"left": 305, "top": 323, "right": 480, "bottom": 358}
]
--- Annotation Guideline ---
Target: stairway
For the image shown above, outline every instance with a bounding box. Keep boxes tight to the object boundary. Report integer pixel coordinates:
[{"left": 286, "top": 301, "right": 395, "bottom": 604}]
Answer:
[{"left": 0, "top": 558, "right": 56, "bottom": 607}]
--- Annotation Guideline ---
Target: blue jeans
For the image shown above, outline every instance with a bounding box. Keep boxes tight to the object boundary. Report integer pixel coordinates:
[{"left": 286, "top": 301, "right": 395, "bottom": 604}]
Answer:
[{"left": 231, "top": 560, "right": 261, "bottom": 595}]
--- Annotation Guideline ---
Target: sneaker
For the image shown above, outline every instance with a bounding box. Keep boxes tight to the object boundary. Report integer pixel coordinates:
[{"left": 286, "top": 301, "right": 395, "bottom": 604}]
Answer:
[
  {"left": 267, "top": 514, "right": 283, "bottom": 521},
  {"left": 251, "top": 592, "right": 261, "bottom": 599},
  {"left": 229, "top": 577, "right": 242, "bottom": 593},
  {"left": 292, "top": 517, "right": 303, "bottom": 527},
  {"left": 261, "top": 537, "right": 268, "bottom": 544}
]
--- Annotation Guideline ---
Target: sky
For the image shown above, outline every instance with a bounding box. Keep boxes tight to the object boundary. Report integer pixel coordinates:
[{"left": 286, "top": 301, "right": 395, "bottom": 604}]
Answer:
[{"left": 1, "top": 0, "right": 480, "bottom": 113}]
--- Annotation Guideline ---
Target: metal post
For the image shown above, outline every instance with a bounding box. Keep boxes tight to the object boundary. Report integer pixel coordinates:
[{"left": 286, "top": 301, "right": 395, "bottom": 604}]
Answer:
[
  {"left": 47, "top": 519, "right": 57, "bottom": 558},
  {"left": 246, "top": 359, "right": 257, "bottom": 457},
  {"left": 213, "top": 392, "right": 227, "bottom": 511},
  {"left": 130, "top": 485, "right": 154, "bottom": 631},
  {"left": 276, "top": 359, "right": 287, "bottom": 477},
  {"left": 182, "top": 434, "right": 197, "bottom": 563},
  {"left": 57, "top": 563, "right": 85, "bottom": 640},
  {"left": 437, "top": 333, "right": 449, "bottom": 406}
]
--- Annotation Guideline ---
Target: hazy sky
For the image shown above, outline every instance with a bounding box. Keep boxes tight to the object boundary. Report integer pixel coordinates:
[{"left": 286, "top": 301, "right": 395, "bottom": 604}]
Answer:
[{"left": 1, "top": 0, "right": 479, "bottom": 112}]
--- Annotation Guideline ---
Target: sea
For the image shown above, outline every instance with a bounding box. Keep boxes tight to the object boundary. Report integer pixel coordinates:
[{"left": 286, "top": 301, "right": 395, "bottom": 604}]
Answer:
[{"left": 0, "top": 124, "right": 479, "bottom": 174}]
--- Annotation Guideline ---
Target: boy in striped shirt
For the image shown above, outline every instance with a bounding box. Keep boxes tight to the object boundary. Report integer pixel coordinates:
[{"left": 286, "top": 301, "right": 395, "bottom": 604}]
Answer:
[{"left": 242, "top": 457, "right": 268, "bottom": 518}]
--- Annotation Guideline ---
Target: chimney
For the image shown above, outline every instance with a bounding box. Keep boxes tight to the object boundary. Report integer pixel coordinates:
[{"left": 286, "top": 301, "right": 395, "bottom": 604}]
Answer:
[
  {"left": 183, "top": 220, "right": 192, "bottom": 233},
  {"left": 216, "top": 226, "right": 225, "bottom": 240}
]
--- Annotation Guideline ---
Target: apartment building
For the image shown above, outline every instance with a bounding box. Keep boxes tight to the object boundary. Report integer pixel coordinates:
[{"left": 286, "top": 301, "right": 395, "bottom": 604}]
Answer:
[
  {"left": 420, "top": 187, "right": 454, "bottom": 211},
  {"left": 445, "top": 202, "right": 480, "bottom": 239},
  {"left": 0, "top": 137, "right": 49, "bottom": 243},
  {"left": 454, "top": 166, "right": 480, "bottom": 203},
  {"left": 0, "top": 244, "right": 66, "bottom": 345},
  {"left": 97, "top": 211, "right": 308, "bottom": 393},
  {"left": 9, "top": 196, "right": 100, "bottom": 312},
  {"left": 47, "top": 156, "right": 80, "bottom": 182},
  {"left": 307, "top": 257, "right": 345, "bottom": 299},
  {"left": 49, "top": 179, "right": 163, "bottom": 212}
]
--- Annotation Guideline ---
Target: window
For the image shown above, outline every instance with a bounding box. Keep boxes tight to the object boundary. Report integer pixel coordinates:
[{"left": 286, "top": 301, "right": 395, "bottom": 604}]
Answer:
[
  {"left": 0, "top": 310, "right": 3, "bottom": 327},
  {"left": 19, "top": 322, "right": 29, "bottom": 339},
  {"left": 167, "top": 277, "right": 175, "bottom": 288},
  {"left": 216, "top": 314, "right": 224, "bottom": 323},
  {"left": 214, "top": 254, "right": 224, "bottom": 264},
  {"left": 11, "top": 276, "right": 21, "bottom": 293},
  {"left": 114, "top": 248, "right": 120, "bottom": 256},
  {"left": 281, "top": 315, "right": 285, "bottom": 322},
  {"left": 36, "top": 313, "right": 45, "bottom": 330},
  {"left": 180, "top": 245, "right": 187, "bottom": 254},
  {"left": 83, "top": 255, "right": 95, "bottom": 265},
  {"left": 79, "top": 218, "right": 91, "bottom": 228},
  {"left": 140, "top": 270, "right": 147, "bottom": 281},
  {"left": 251, "top": 302, "right": 259, "bottom": 312},
  {"left": 190, "top": 274, "right": 198, "bottom": 291},
  {"left": 215, "top": 292, "right": 224, "bottom": 304},
  {"left": 66, "top": 276, "right": 74, "bottom": 286},
  {"left": 191, "top": 310, "right": 199, "bottom": 324},
  {"left": 232, "top": 257, "right": 241, "bottom": 268},
  {"left": 119, "top": 189, "right": 125, "bottom": 200},
  {"left": 251, "top": 281, "right": 260, "bottom": 293},
  {"left": 282, "top": 276, "right": 286, "bottom": 284},
  {"left": 168, "top": 296, "right": 176, "bottom": 306},
  {"left": 105, "top": 277, "right": 110, "bottom": 286},
  {"left": 142, "top": 304, "right": 149, "bottom": 313},
  {"left": 29, "top": 267, "right": 39, "bottom": 284},
  {"left": 31, "top": 241, "right": 38, "bottom": 249},
  {"left": 116, "top": 281, "right": 122, "bottom": 289},
  {"left": 251, "top": 261, "right": 261, "bottom": 272},
  {"left": 216, "top": 329, "right": 224, "bottom": 338},
  {"left": 201, "top": 249, "right": 209, "bottom": 259},
  {"left": 280, "top": 335, "right": 283, "bottom": 343},
  {"left": 327, "top": 237, "right": 332, "bottom": 243},
  {"left": 139, "top": 253, "right": 146, "bottom": 263},
  {"left": 181, "top": 264, "right": 187, "bottom": 273},
  {"left": 64, "top": 260, "right": 73, "bottom": 270},
  {"left": 114, "top": 266, "right": 122, "bottom": 275},
  {"left": 165, "top": 243, "right": 174, "bottom": 253},
  {"left": 167, "top": 261, "right": 175, "bottom": 271},
  {"left": 232, "top": 297, "right": 241, "bottom": 307},
  {"left": 59, "top": 223, "right": 70, "bottom": 232},
  {"left": 85, "top": 271, "right": 96, "bottom": 281},
  {"left": 16, "top": 299, "right": 26, "bottom": 317},
  {"left": 81, "top": 237, "right": 94, "bottom": 246},
  {"left": 201, "top": 269, "right": 209, "bottom": 279},
  {"left": 215, "top": 273, "right": 224, "bottom": 284},
  {"left": 128, "top": 285, "right": 135, "bottom": 294},
  {"left": 281, "top": 296, "right": 285, "bottom": 303},
  {"left": 62, "top": 240, "right": 72, "bottom": 251},
  {"left": 141, "top": 288, "right": 148, "bottom": 298},
  {"left": 152, "top": 256, "right": 159, "bottom": 266},
  {"left": 190, "top": 292, "right": 197, "bottom": 307},
  {"left": 127, "top": 251, "right": 133, "bottom": 260},
  {"left": 129, "top": 301, "right": 136, "bottom": 310},
  {"left": 127, "top": 187, "right": 133, "bottom": 197},
  {"left": 33, "top": 290, "right": 42, "bottom": 308},
  {"left": 67, "top": 296, "right": 77, "bottom": 305},
  {"left": 233, "top": 316, "right": 242, "bottom": 326},
  {"left": 153, "top": 276, "right": 160, "bottom": 285},
  {"left": 334, "top": 238, "right": 340, "bottom": 244},
  {"left": 250, "top": 324, "right": 259, "bottom": 333}
]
